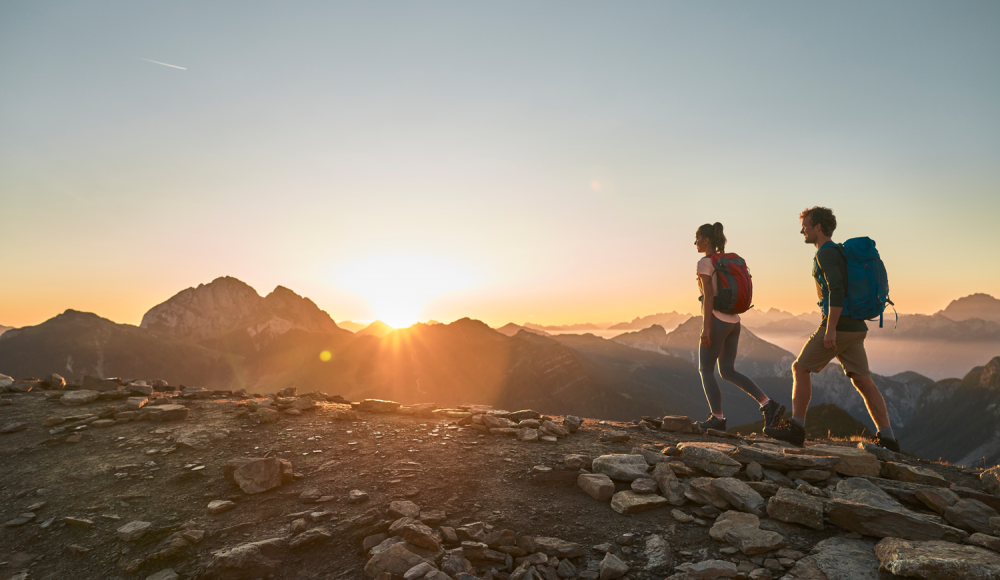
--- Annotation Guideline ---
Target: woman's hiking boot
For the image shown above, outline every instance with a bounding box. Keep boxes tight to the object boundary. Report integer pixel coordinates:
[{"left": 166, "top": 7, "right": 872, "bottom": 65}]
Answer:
[
  {"left": 697, "top": 415, "right": 727, "bottom": 433},
  {"left": 875, "top": 433, "right": 901, "bottom": 453},
  {"left": 760, "top": 400, "right": 786, "bottom": 428},
  {"left": 763, "top": 419, "right": 805, "bottom": 447}
]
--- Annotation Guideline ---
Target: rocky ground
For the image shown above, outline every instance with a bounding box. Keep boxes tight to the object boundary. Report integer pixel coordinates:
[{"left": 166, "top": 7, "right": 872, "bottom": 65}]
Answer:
[{"left": 2, "top": 375, "right": 1000, "bottom": 580}]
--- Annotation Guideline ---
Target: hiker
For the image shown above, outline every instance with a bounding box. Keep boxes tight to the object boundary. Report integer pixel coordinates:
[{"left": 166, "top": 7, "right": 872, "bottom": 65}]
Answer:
[
  {"left": 694, "top": 222, "right": 786, "bottom": 432},
  {"left": 764, "top": 207, "right": 900, "bottom": 451}
]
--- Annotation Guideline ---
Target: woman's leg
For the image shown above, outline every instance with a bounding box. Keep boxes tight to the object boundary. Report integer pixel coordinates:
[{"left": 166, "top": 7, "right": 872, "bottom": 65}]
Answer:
[
  {"left": 717, "top": 322, "right": 768, "bottom": 402},
  {"left": 699, "top": 316, "right": 730, "bottom": 415}
]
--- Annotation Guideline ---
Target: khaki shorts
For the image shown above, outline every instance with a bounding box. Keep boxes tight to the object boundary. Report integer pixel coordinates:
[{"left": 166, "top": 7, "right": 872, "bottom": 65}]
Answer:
[{"left": 795, "top": 328, "right": 871, "bottom": 377}]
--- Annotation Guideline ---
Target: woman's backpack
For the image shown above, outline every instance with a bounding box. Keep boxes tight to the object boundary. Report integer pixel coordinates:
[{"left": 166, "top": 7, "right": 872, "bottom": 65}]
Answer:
[{"left": 702, "top": 253, "right": 754, "bottom": 314}]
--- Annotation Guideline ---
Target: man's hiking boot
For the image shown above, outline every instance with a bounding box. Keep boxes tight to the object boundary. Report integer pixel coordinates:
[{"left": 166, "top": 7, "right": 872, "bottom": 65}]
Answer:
[
  {"left": 760, "top": 400, "right": 786, "bottom": 429},
  {"left": 763, "top": 420, "right": 805, "bottom": 447},
  {"left": 697, "top": 415, "right": 727, "bottom": 433},
  {"left": 876, "top": 433, "right": 901, "bottom": 453}
]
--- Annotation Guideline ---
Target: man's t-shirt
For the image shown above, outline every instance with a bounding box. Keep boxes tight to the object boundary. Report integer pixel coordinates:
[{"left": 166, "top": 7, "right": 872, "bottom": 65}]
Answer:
[
  {"left": 814, "top": 243, "right": 867, "bottom": 332},
  {"left": 697, "top": 256, "right": 740, "bottom": 324}
]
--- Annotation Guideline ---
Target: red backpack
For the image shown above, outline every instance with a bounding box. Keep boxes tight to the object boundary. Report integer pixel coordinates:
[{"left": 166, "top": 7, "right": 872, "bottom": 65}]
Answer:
[{"left": 704, "top": 253, "right": 753, "bottom": 314}]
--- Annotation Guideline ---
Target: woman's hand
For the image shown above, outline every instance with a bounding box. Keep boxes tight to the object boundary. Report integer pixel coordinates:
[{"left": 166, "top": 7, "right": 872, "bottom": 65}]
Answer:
[{"left": 701, "top": 330, "right": 712, "bottom": 347}]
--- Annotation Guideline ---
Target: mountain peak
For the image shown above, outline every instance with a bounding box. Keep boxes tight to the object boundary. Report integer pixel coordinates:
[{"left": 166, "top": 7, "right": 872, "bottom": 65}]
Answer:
[
  {"left": 357, "top": 320, "right": 394, "bottom": 338},
  {"left": 940, "top": 293, "right": 1000, "bottom": 323}
]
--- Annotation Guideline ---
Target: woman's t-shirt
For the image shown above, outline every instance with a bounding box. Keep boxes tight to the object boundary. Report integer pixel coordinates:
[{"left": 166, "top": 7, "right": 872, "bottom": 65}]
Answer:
[{"left": 697, "top": 257, "right": 741, "bottom": 324}]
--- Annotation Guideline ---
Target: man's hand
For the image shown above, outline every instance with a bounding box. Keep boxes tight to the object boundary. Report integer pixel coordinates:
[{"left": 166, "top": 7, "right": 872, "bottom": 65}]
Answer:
[
  {"left": 824, "top": 328, "right": 837, "bottom": 350},
  {"left": 701, "top": 330, "right": 712, "bottom": 347}
]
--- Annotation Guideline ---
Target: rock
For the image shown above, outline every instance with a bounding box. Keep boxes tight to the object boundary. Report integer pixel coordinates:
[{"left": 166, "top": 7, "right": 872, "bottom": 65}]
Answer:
[
  {"left": 730, "top": 446, "right": 841, "bottom": 470},
  {"left": 660, "top": 415, "right": 696, "bottom": 433},
  {"left": 673, "top": 559, "right": 738, "bottom": 578},
  {"left": 289, "top": 527, "right": 332, "bottom": 550},
  {"left": 389, "top": 500, "right": 421, "bottom": 519},
  {"left": 564, "top": 454, "right": 593, "bottom": 469},
  {"left": 915, "top": 487, "right": 961, "bottom": 515},
  {"left": 766, "top": 488, "right": 824, "bottom": 530},
  {"left": 147, "top": 404, "right": 189, "bottom": 421},
  {"left": 9, "top": 378, "right": 41, "bottom": 392},
  {"left": 60, "top": 390, "right": 100, "bottom": 406},
  {"left": 599, "top": 552, "right": 628, "bottom": 580},
  {"left": 404, "top": 562, "right": 436, "bottom": 580},
  {"left": 711, "top": 477, "right": 766, "bottom": 516},
  {"left": 557, "top": 557, "right": 578, "bottom": 578},
  {"left": 183, "top": 530, "right": 205, "bottom": 543},
  {"left": 364, "top": 542, "right": 429, "bottom": 578},
  {"left": 206, "top": 537, "right": 287, "bottom": 578},
  {"left": 724, "top": 523, "right": 787, "bottom": 555},
  {"left": 563, "top": 416, "right": 583, "bottom": 432},
  {"left": 44, "top": 373, "right": 66, "bottom": 389},
  {"left": 519, "top": 428, "right": 539, "bottom": 442},
  {"left": 803, "top": 444, "right": 879, "bottom": 477},
  {"left": 746, "top": 481, "right": 779, "bottom": 499},
  {"left": 402, "top": 521, "right": 441, "bottom": 551},
  {"left": 578, "top": 473, "right": 615, "bottom": 501},
  {"left": 630, "top": 478, "right": 658, "bottom": 494},
  {"left": 685, "top": 477, "right": 731, "bottom": 510},
  {"left": 677, "top": 442, "right": 741, "bottom": 477},
  {"left": 832, "top": 477, "right": 905, "bottom": 511},
  {"left": 944, "top": 499, "right": 1000, "bottom": 535},
  {"left": 534, "top": 537, "right": 584, "bottom": 558},
  {"left": 598, "top": 430, "right": 630, "bottom": 442},
  {"left": 611, "top": 490, "right": 669, "bottom": 514},
  {"left": 982, "top": 467, "right": 1000, "bottom": 495},
  {"left": 640, "top": 448, "right": 673, "bottom": 465},
  {"left": 827, "top": 498, "right": 967, "bottom": 542},
  {"left": 968, "top": 533, "right": 1000, "bottom": 553},
  {"left": 146, "top": 570, "right": 179, "bottom": 580},
  {"left": 233, "top": 457, "right": 284, "bottom": 494},
  {"left": 783, "top": 536, "right": 882, "bottom": 580},
  {"left": 652, "top": 463, "right": 686, "bottom": 505},
  {"left": 672, "top": 509, "right": 694, "bottom": 523},
  {"left": 0, "top": 374, "right": 13, "bottom": 390},
  {"left": 0, "top": 422, "right": 27, "bottom": 434},
  {"left": 786, "top": 469, "right": 830, "bottom": 482},
  {"left": 363, "top": 533, "right": 389, "bottom": 553},
  {"left": 356, "top": 399, "right": 401, "bottom": 413},
  {"left": 331, "top": 409, "right": 358, "bottom": 421},
  {"left": 208, "top": 500, "right": 236, "bottom": 514},
  {"left": 644, "top": 534, "right": 672, "bottom": 574},
  {"left": 708, "top": 511, "right": 760, "bottom": 541},
  {"left": 117, "top": 520, "right": 152, "bottom": 541},
  {"left": 255, "top": 408, "right": 280, "bottom": 423},
  {"left": 348, "top": 490, "right": 369, "bottom": 503},
  {"left": 882, "top": 462, "right": 952, "bottom": 487},
  {"left": 993, "top": 516, "right": 1000, "bottom": 535},
  {"left": 875, "top": 537, "right": 1000, "bottom": 580},
  {"left": 746, "top": 461, "right": 764, "bottom": 481},
  {"left": 592, "top": 455, "right": 650, "bottom": 481}
]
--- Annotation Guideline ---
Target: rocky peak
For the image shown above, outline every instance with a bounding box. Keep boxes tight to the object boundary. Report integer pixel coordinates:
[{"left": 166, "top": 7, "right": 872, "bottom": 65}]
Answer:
[
  {"left": 940, "top": 292, "right": 1000, "bottom": 323},
  {"left": 262, "top": 286, "right": 340, "bottom": 334},
  {"left": 979, "top": 356, "right": 1000, "bottom": 389}
]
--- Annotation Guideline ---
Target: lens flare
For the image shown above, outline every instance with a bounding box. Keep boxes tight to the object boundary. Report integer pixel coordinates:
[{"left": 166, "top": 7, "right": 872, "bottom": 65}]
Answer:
[{"left": 319, "top": 350, "right": 332, "bottom": 362}]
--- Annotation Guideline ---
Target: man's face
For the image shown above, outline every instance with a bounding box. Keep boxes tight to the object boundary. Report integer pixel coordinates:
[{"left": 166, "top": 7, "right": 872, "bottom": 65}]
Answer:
[{"left": 800, "top": 216, "right": 821, "bottom": 244}]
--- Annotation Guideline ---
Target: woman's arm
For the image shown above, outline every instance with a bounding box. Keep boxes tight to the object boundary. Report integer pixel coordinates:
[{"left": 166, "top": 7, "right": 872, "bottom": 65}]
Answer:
[{"left": 699, "top": 273, "right": 714, "bottom": 347}]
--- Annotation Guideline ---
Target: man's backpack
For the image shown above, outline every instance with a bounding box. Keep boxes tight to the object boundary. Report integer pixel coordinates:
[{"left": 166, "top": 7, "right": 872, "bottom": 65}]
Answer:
[
  {"left": 702, "top": 253, "right": 753, "bottom": 315},
  {"left": 839, "top": 237, "right": 896, "bottom": 328}
]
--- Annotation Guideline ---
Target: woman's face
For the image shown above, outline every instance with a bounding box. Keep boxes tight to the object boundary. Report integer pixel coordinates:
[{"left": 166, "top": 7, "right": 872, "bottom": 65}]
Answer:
[{"left": 695, "top": 234, "right": 711, "bottom": 253}]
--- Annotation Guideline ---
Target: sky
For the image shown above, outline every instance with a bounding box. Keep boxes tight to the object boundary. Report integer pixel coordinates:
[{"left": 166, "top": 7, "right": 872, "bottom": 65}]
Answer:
[{"left": 2, "top": 2, "right": 998, "bottom": 329}]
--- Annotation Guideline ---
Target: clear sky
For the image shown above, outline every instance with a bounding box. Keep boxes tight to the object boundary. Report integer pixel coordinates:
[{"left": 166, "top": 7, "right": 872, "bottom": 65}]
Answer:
[{"left": 2, "top": 2, "right": 998, "bottom": 329}]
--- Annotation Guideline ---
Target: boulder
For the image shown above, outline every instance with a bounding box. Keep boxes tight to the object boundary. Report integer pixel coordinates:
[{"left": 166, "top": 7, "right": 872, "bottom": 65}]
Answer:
[
  {"left": 0, "top": 374, "right": 13, "bottom": 390},
  {"left": 685, "top": 477, "right": 731, "bottom": 510},
  {"left": 401, "top": 522, "right": 440, "bottom": 551},
  {"left": 943, "top": 499, "right": 999, "bottom": 535},
  {"left": 882, "top": 462, "right": 952, "bottom": 487},
  {"left": 83, "top": 376, "right": 121, "bottom": 392},
  {"left": 592, "top": 455, "right": 650, "bottom": 482},
  {"left": 766, "top": 488, "right": 824, "bottom": 530},
  {"left": 355, "top": 399, "right": 401, "bottom": 413},
  {"left": 208, "top": 500, "right": 235, "bottom": 514},
  {"left": 599, "top": 552, "right": 628, "bottom": 580},
  {"left": 982, "top": 466, "right": 1000, "bottom": 495},
  {"left": 827, "top": 498, "right": 967, "bottom": 542},
  {"left": 43, "top": 373, "right": 66, "bottom": 389},
  {"left": 708, "top": 511, "right": 760, "bottom": 541},
  {"left": 968, "top": 533, "right": 1000, "bottom": 553},
  {"left": 117, "top": 520, "right": 152, "bottom": 541},
  {"left": 783, "top": 536, "right": 882, "bottom": 580},
  {"left": 233, "top": 458, "right": 284, "bottom": 494},
  {"left": 730, "top": 445, "right": 841, "bottom": 470},
  {"left": 673, "top": 560, "right": 738, "bottom": 579},
  {"left": 660, "top": 415, "right": 696, "bottom": 433},
  {"left": 389, "top": 500, "right": 421, "bottom": 519},
  {"left": 710, "top": 477, "right": 766, "bottom": 517},
  {"left": 677, "top": 442, "right": 740, "bottom": 477},
  {"left": 60, "top": 390, "right": 99, "bottom": 406},
  {"left": 564, "top": 454, "right": 593, "bottom": 469},
  {"left": 534, "top": 537, "right": 584, "bottom": 558},
  {"left": 631, "top": 478, "right": 658, "bottom": 494},
  {"left": 643, "top": 534, "right": 672, "bottom": 574},
  {"left": 578, "top": 473, "right": 615, "bottom": 502},
  {"left": 204, "top": 537, "right": 286, "bottom": 578},
  {"left": 563, "top": 415, "right": 583, "bottom": 432},
  {"left": 802, "top": 444, "right": 879, "bottom": 477},
  {"left": 147, "top": 404, "right": 189, "bottom": 422},
  {"left": 610, "top": 490, "right": 669, "bottom": 514},
  {"left": 915, "top": 487, "right": 961, "bottom": 515},
  {"left": 875, "top": 537, "right": 1000, "bottom": 580},
  {"left": 364, "top": 542, "right": 428, "bottom": 578},
  {"left": 652, "top": 463, "right": 686, "bottom": 505},
  {"left": 724, "top": 523, "right": 787, "bottom": 555}
]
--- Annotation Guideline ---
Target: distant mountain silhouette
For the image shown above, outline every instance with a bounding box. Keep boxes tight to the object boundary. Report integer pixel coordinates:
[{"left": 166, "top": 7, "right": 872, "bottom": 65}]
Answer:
[
  {"left": 356, "top": 320, "right": 394, "bottom": 338},
  {"left": 745, "top": 317, "right": 818, "bottom": 336},
  {"left": 607, "top": 312, "right": 689, "bottom": 331},
  {"left": 523, "top": 322, "right": 606, "bottom": 331},
  {"left": 335, "top": 320, "right": 366, "bottom": 333},
  {"left": 495, "top": 323, "right": 551, "bottom": 337},
  {"left": 938, "top": 293, "right": 1000, "bottom": 323},
  {"left": 0, "top": 325, "right": 12, "bottom": 337}
]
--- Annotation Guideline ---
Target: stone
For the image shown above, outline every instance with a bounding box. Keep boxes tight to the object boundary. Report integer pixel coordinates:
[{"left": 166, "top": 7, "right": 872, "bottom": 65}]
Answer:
[
  {"left": 708, "top": 511, "right": 758, "bottom": 540},
  {"left": 44, "top": 373, "right": 66, "bottom": 389},
  {"left": 0, "top": 374, "right": 13, "bottom": 389},
  {"left": 915, "top": 487, "right": 961, "bottom": 515},
  {"left": 404, "top": 562, "right": 435, "bottom": 580},
  {"left": 673, "top": 559, "right": 738, "bottom": 578},
  {"left": 711, "top": 477, "right": 766, "bottom": 516},
  {"left": 183, "top": 530, "right": 205, "bottom": 543},
  {"left": 828, "top": 498, "right": 967, "bottom": 542},
  {"left": 747, "top": 481, "right": 779, "bottom": 499},
  {"left": 875, "top": 537, "right": 1000, "bottom": 580},
  {"left": 640, "top": 448, "right": 673, "bottom": 465},
  {"left": 534, "top": 537, "right": 585, "bottom": 558},
  {"left": 882, "top": 462, "right": 952, "bottom": 487},
  {"left": 60, "top": 390, "right": 100, "bottom": 406},
  {"left": 0, "top": 422, "right": 27, "bottom": 434},
  {"left": 147, "top": 404, "right": 189, "bottom": 421},
  {"left": 117, "top": 520, "right": 152, "bottom": 541},
  {"left": 746, "top": 461, "right": 764, "bottom": 481},
  {"left": 389, "top": 500, "right": 421, "bottom": 519},
  {"left": 402, "top": 521, "right": 441, "bottom": 551},
  {"left": 786, "top": 469, "right": 830, "bottom": 482},
  {"left": 677, "top": 442, "right": 741, "bottom": 477},
  {"left": 364, "top": 542, "right": 428, "bottom": 578},
  {"left": 204, "top": 537, "right": 287, "bottom": 579},
  {"left": 564, "top": 454, "right": 593, "bottom": 469},
  {"left": 356, "top": 399, "right": 401, "bottom": 413},
  {"left": 630, "top": 478, "right": 658, "bottom": 494},
  {"left": 944, "top": 499, "right": 1000, "bottom": 535},
  {"left": 724, "top": 523, "right": 787, "bottom": 555},
  {"left": 598, "top": 430, "right": 630, "bottom": 442},
  {"left": 968, "top": 533, "right": 1000, "bottom": 553},
  {"left": 9, "top": 378, "right": 41, "bottom": 392},
  {"left": 599, "top": 552, "right": 628, "bottom": 580},
  {"left": 992, "top": 516, "right": 1000, "bottom": 535},
  {"left": 557, "top": 557, "right": 578, "bottom": 578},
  {"left": 208, "top": 500, "right": 236, "bottom": 514},
  {"left": 672, "top": 509, "right": 693, "bottom": 523},
  {"left": 651, "top": 463, "right": 686, "bottom": 505},
  {"left": 611, "top": 490, "right": 669, "bottom": 514},
  {"left": 730, "top": 446, "right": 841, "bottom": 470},
  {"left": 644, "top": 534, "right": 672, "bottom": 574},
  {"left": 348, "top": 490, "right": 369, "bottom": 503},
  {"left": 766, "top": 488, "right": 824, "bottom": 530},
  {"left": 126, "top": 397, "right": 148, "bottom": 410},
  {"left": 289, "top": 527, "right": 332, "bottom": 550},
  {"left": 563, "top": 415, "right": 583, "bottom": 432},
  {"left": 686, "top": 477, "right": 731, "bottom": 510},
  {"left": 256, "top": 408, "right": 280, "bottom": 423},
  {"left": 592, "top": 454, "right": 650, "bottom": 482},
  {"left": 660, "top": 415, "right": 696, "bottom": 433},
  {"left": 832, "top": 477, "right": 906, "bottom": 511},
  {"left": 363, "top": 533, "right": 389, "bottom": 553},
  {"left": 783, "top": 536, "right": 881, "bottom": 580},
  {"left": 233, "top": 457, "right": 284, "bottom": 494},
  {"left": 519, "top": 428, "right": 539, "bottom": 442},
  {"left": 147, "top": 570, "right": 180, "bottom": 580},
  {"left": 803, "top": 444, "right": 879, "bottom": 477},
  {"left": 981, "top": 466, "right": 1000, "bottom": 495}
]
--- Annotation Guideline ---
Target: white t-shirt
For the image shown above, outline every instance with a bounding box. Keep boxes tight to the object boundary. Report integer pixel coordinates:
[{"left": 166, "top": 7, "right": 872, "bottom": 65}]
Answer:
[{"left": 697, "top": 257, "right": 741, "bottom": 324}]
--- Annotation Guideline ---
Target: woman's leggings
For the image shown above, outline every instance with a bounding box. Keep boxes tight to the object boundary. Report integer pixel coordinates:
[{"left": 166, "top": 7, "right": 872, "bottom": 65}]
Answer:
[{"left": 699, "top": 316, "right": 767, "bottom": 415}]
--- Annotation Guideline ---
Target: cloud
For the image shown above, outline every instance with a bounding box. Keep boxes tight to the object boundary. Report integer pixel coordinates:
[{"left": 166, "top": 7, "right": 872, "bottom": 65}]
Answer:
[{"left": 136, "top": 57, "right": 186, "bottom": 70}]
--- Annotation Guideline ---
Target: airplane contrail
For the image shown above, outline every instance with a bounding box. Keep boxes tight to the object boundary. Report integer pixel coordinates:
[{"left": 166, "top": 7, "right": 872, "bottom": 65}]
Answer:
[{"left": 136, "top": 57, "right": 186, "bottom": 70}]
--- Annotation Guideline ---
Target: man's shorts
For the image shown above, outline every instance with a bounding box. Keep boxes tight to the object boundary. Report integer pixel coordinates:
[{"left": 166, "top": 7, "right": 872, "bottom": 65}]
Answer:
[{"left": 795, "top": 328, "right": 871, "bottom": 377}]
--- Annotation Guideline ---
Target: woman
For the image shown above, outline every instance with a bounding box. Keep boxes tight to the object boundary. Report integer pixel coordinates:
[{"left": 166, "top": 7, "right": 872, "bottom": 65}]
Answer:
[{"left": 694, "top": 222, "right": 785, "bottom": 432}]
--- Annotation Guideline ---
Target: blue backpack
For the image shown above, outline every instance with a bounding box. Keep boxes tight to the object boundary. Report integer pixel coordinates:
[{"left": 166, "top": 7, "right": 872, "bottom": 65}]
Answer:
[{"left": 839, "top": 237, "right": 896, "bottom": 328}]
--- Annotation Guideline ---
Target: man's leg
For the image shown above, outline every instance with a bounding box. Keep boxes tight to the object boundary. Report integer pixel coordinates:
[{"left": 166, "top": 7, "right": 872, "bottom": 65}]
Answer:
[
  {"left": 792, "top": 360, "right": 813, "bottom": 421},
  {"left": 847, "top": 373, "right": 893, "bottom": 435}
]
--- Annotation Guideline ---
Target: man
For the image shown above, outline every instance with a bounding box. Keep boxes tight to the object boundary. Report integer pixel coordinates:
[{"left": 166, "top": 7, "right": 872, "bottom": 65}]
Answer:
[{"left": 764, "top": 207, "right": 900, "bottom": 452}]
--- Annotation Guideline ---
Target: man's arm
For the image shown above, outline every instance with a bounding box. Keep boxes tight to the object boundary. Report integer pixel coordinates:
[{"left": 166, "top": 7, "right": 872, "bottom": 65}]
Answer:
[
  {"left": 825, "top": 306, "right": 842, "bottom": 350},
  {"left": 699, "top": 274, "right": 713, "bottom": 347},
  {"left": 817, "top": 247, "right": 845, "bottom": 349}
]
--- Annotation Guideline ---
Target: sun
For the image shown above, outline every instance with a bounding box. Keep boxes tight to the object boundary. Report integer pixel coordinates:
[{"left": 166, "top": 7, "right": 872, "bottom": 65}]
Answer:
[{"left": 336, "top": 253, "right": 476, "bottom": 328}]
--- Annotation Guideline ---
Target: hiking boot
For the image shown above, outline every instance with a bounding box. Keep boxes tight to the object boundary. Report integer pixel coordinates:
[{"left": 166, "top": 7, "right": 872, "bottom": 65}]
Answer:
[
  {"left": 697, "top": 415, "right": 727, "bottom": 433},
  {"left": 760, "top": 400, "right": 786, "bottom": 429},
  {"left": 875, "top": 433, "right": 901, "bottom": 453},
  {"left": 763, "top": 420, "right": 805, "bottom": 447}
]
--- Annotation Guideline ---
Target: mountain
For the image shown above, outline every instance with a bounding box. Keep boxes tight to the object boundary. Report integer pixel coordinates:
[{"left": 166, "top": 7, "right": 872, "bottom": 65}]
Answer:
[
  {"left": 335, "top": 320, "right": 365, "bottom": 333},
  {"left": 745, "top": 317, "right": 818, "bottom": 337},
  {"left": 898, "top": 356, "right": 1000, "bottom": 466},
  {"left": 607, "top": 312, "right": 690, "bottom": 332},
  {"left": 729, "top": 403, "right": 873, "bottom": 439},
  {"left": 939, "top": 292, "right": 1000, "bottom": 323},
  {"left": 0, "top": 325, "right": 12, "bottom": 337},
  {"left": 888, "top": 371, "right": 936, "bottom": 389},
  {"left": 356, "top": 320, "right": 394, "bottom": 338},
  {"left": 495, "top": 323, "right": 551, "bottom": 337},
  {"left": 0, "top": 310, "right": 235, "bottom": 387},
  {"left": 523, "top": 322, "right": 606, "bottom": 331}
]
